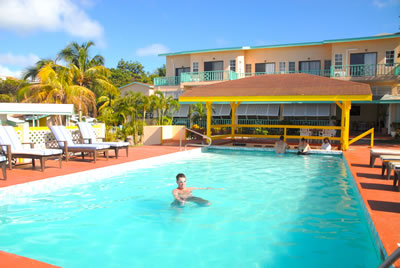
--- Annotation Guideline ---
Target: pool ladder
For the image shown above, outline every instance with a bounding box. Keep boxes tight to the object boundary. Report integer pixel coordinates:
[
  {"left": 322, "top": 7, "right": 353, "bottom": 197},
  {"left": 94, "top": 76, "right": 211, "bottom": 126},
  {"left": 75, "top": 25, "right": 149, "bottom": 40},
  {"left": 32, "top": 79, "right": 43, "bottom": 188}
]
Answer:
[
  {"left": 379, "top": 247, "right": 400, "bottom": 268},
  {"left": 180, "top": 128, "right": 212, "bottom": 151}
]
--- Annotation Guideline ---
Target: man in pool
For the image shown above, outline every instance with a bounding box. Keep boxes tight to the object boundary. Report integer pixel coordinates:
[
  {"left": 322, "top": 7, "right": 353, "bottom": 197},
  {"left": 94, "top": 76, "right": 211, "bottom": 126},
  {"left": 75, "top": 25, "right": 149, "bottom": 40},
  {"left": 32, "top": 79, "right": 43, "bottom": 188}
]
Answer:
[{"left": 171, "top": 173, "right": 222, "bottom": 207}]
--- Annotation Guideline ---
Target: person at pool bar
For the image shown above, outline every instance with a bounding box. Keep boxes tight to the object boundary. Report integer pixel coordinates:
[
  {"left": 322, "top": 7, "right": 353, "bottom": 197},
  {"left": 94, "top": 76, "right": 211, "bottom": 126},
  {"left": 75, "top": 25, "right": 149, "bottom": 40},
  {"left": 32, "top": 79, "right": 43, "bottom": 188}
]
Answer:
[
  {"left": 274, "top": 135, "right": 290, "bottom": 154},
  {"left": 171, "top": 173, "right": 222, "bottom": 207},
  {"left": 297, "top": 137, "right": 311, "bottom": 155}
]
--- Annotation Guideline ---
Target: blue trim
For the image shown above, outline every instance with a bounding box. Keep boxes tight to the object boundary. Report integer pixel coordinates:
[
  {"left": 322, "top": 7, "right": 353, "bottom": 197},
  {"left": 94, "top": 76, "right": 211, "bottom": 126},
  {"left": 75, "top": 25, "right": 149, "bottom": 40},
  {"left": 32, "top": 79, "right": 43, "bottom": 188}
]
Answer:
[{"left": 160, "top": 33, "right": 400, "bottom": 57}]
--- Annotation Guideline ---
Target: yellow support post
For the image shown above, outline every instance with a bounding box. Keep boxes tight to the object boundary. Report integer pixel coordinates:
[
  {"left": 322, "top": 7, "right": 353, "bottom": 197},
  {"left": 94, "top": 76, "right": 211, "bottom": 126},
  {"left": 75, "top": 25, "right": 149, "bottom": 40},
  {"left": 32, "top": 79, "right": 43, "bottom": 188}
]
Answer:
[
  {"left": 230, "top": 101, "right": 240, "bottom": 139},
  {"left": 206, "top": 102, "right": 212, "bottom": 137},
  {"left": 342, "top": 101, "right": 351, "bottom": 150}
]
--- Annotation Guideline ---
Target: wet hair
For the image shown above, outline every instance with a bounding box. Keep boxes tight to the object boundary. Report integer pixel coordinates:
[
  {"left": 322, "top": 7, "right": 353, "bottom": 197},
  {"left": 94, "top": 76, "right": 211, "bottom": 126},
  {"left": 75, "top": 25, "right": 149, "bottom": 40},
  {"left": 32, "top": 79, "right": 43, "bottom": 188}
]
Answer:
[
  {"left": 301, "top": 137, "right": 306, "bottom": 141},
  {"left": 176, "top": 173, "right": 186, "bottom": 181},
  {"left": 324, "top": 137, "right": 330, "bottom": 143},
  {"left": 280, "top": 135, "right": 284, "bottom": 140}
]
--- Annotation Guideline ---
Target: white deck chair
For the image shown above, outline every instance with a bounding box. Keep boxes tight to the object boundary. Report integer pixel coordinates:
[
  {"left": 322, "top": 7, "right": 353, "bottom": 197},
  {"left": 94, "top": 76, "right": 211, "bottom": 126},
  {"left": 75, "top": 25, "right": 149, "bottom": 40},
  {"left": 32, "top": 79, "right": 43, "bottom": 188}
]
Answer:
[
  {"left": 370, "top": 148, "right": 400, "bottom": 168},
  {"left": 0, "top": 153, "right": 6, "bottom": 179},
  {"left": 0, "top": 126, "right": 62, "bottom": 171},
  {"left": 77, "top": 122, "right": 129, "bottom": 159},
  {"left": 50, "top": 126, "right": 110, "bottom": 163}
]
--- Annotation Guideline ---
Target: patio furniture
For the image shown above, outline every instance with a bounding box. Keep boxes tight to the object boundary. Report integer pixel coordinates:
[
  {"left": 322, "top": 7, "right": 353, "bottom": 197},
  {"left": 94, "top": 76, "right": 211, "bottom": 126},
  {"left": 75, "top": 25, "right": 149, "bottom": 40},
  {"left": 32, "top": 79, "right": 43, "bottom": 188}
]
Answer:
[
  {"left": 0, "top": 153, "right": 6, "bottom": 179},
  {"left": 0, "top": 125, "right": 62, "bottom": 172},
  {"left": 370, "top": 148, "right": 400, "bottom": 168},
  {"left": 386, "top": 161, "right": 400, "bottom": 180},
  {"left": 379, "top": 155, "right": 400, "bottom": 177},
  {"left": 50, "top": 126, "right": 110, "bottom": 163},
  {"left": 77, "top": 123, "right": 129, "bottom": 159},
  {"left": 394, "top": 169, "right": 400, "bottom": 190}
]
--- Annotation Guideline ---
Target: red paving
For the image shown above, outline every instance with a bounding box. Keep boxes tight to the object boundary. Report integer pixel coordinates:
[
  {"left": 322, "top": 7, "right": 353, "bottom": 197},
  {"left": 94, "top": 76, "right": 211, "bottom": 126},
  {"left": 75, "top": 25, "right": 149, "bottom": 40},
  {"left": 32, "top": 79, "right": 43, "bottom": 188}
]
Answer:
[
  {"left": 0, "top": 144, "right": 399, "bottom": 267},
  {"left": 344, "top": 144, "right": 400, "bottom": 267}
]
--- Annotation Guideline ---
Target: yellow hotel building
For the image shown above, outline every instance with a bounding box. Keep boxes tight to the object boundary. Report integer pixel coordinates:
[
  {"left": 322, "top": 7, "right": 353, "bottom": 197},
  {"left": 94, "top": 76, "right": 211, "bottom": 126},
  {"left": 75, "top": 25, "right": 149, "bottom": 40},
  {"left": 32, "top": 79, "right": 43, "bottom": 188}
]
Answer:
[{"left": 154, "top": 33, "right": 400, "bottom": 136}]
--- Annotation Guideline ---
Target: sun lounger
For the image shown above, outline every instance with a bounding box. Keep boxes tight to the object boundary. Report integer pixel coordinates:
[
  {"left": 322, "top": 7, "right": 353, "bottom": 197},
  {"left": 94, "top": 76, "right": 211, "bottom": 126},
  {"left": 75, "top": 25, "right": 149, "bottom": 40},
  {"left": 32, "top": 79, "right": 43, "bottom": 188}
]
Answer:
[
  {"left": 77, "top": 122, "right": 129, "bottom": 159},
  {"left": 0, "top": 125, "right": 62, "bottom": 172},
  {"left": 0, "top": 154, "right": 6, "bottom": 179},
  {"left": 370, "top": 148, "right": 400, "bottom": 167},
  {"left": 393, "top": 169, "right": 400, "bottom": 190},
  {"left": 50, "top": 126, "right": 110, "bottom": 163},
  {"left": 386, "top": 161, "right": 400, "bottom": 180},
  {"left": 380, "top": 155, "right": 400, "bottom": 176}
]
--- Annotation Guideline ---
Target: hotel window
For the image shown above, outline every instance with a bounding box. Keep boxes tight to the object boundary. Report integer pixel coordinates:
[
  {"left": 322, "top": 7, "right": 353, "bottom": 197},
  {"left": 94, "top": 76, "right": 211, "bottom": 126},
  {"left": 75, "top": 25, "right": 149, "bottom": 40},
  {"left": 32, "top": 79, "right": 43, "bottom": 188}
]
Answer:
[
  {"left": 288, "top": 62, "right": 295, "bottom": 73},
  {"left": 386, "top": 51, "right": 395, "bottom": 66},
  {"left": 334, "top": 54, "right": 343, "bottom": 69},
  {"left": 279, "top": 62, "right": 286, "bottom": 73},
  {"left": 192, "top": 62, "right": 199, "bottom": 72},
  {"left": 245, "top": 64, "right": 252, "bottom": 73},
  {"left": 230, "top": 60, "right": 236, "bottom": 72},
  {"left": 324, "top": 60, "right": 331, "bottom": 76}
]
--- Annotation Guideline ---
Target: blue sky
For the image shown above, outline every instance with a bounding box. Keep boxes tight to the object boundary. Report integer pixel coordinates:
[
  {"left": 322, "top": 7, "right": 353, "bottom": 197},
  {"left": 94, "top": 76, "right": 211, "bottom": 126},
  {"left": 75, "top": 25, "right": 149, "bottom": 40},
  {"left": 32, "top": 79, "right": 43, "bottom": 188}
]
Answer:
[{"left": 0, "top": 0, "right": 399, "bottom": 78}]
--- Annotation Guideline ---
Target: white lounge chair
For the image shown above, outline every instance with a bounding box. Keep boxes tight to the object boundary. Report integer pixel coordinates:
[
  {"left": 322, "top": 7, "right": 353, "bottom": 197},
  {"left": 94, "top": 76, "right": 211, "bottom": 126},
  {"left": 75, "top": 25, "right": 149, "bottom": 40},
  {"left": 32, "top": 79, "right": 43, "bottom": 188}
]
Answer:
[
  {"left": 77, "top": 122, "right": 129, "bottom": 159},
  {"left": 0, "top": 125, "right": 62, "bottom": 172},
  {"left": 370, "top": 148, "right": 400, "bottom": 168},
  {"left": 50, "top": 126, "right": 110, "bottom": 163},
  {"left": 0, "top": 153, "right": 6, "bottom": 179},
  {"left": 386, "top": 161, "right": 400, "bottom": 180},
  {"left": 379, "top": 155, "right": 400, "bottom": 177}
]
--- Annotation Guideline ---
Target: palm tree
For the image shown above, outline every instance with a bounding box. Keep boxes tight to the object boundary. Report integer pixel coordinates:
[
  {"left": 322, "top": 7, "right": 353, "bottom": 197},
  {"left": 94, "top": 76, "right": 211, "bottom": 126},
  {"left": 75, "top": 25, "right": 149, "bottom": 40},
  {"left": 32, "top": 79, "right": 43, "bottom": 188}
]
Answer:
[
  {"left": 153, "top": 91, "right": 179, "bottom": 125},
  {"left": 23, "top": 59, "right": 57, "bottom": 81},
  {"left": 57, "top": 41, "right": 104, "bottom": 71},
  {"left": 18, "top": 63, "right": 97, "bottom": 122}
]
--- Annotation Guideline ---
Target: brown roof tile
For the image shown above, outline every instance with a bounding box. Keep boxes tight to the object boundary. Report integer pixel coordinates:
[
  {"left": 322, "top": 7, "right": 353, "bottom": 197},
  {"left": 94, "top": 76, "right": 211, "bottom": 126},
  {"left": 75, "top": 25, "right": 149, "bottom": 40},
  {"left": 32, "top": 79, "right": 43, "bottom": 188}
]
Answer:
[{"left": 180, "top": 73, "right": 372, "bottom": 98}]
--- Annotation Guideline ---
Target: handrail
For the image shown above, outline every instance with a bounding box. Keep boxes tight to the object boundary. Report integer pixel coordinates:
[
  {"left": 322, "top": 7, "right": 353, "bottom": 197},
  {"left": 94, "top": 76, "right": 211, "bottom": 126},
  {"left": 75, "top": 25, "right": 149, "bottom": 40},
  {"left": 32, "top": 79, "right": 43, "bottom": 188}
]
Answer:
[
  {"left": 378, "top": 247, "right": 400, "bottom": 268},
  {"left": 180, "top": 128, "right": 212, "bottom": 151},
  {"left": 348, "top": 128, "right": 374, "bottom": 147}
]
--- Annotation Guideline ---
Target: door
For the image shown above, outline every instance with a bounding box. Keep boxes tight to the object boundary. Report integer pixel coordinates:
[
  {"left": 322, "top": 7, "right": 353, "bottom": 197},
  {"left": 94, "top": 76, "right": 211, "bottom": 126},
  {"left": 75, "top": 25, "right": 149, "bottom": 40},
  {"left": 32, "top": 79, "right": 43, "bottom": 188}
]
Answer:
[
  {"left": 204, "top": 61, "right": 224, "bottom": 80},
  {"left": 255, "top": 63, "right": 275, "bottom": 74},
  {"left": 350, "top": 53, "right": 377, "bottom": 76},
  {"left": 299, "top": 61, "right": 321, "bottom": 75},
  {"left": 175, "top": 67, "right": 190, "bottom": 83}
]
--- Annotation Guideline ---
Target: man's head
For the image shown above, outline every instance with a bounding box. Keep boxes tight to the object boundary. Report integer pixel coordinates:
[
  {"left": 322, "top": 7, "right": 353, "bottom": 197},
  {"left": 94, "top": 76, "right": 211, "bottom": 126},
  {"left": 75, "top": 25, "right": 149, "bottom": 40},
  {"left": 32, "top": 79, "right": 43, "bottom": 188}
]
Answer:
[
  {"left": 301, "top": 137, "right": 306, "bottom": 142},
  {"left": 280, "top": 135, "right": 284, "bottom": 141},
  {"left": 324, "top": 137, "right": 330, "bottom": 143},
  {"left": 176, "top": 173, "right": 186, "bottom": 188}
]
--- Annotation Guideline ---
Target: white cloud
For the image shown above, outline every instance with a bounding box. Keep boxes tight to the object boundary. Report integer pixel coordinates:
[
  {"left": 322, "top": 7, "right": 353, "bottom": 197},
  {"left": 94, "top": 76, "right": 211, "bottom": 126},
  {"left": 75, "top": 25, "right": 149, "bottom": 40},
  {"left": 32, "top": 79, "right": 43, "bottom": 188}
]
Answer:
[
  {"left": 0, "top": 53, "right": 39, "bottom": 67},
  {"left": 136, "top": 44, "right": 169, "bottom": 56},
  {"left": 372, "top": 0, "right": 400, "bottom": 8},
  {"left": 0, "top": 65, "right": 23, "bottom": 79},
  {"left": 0, "top": 0, "right": 103, "bottom": 41}
]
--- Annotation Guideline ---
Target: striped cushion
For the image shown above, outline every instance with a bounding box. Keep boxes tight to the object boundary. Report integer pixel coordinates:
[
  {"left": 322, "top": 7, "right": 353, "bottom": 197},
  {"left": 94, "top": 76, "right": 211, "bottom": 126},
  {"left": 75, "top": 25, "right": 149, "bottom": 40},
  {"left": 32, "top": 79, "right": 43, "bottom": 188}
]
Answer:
[
  {"left": 12, "top": 148, "right": 63, "bottom": 156},
  {"left": 77, "top": 122, "right": 97, "bottom": 143},
  {"left": 67, "top": 144, "right": 110, "bottom": 150},
  {"left": 95, "top": 141, "right": 129, "bottom": 147},
  {"left": 0, "top": 126, "right": 24, "bottom": 151},
  {"left": 50, "top": 126, "right": 75, "bottom": 148}
]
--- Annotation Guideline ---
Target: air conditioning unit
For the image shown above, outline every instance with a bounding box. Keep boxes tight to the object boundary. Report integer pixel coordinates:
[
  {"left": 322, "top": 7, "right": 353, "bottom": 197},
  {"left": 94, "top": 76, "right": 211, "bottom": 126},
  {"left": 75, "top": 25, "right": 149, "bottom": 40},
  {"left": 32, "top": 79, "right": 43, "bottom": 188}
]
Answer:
[{"left": 333, "top": 70, "right": 347, "bottom": 77}]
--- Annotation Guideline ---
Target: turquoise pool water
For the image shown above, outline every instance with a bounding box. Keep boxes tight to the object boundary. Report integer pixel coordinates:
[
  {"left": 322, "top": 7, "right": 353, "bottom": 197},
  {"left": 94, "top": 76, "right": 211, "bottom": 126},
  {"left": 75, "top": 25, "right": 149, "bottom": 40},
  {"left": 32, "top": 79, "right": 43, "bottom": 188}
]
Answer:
[{"left": 0, "top": 149, "right": 381, "bottom": 267}]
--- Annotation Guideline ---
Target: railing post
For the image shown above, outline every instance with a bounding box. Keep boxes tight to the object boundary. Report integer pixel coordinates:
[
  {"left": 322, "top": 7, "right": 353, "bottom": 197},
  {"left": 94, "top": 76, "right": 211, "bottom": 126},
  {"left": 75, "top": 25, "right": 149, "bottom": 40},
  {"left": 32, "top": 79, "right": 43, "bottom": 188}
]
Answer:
[
  {"left": 284, "top": 127, "right": 287, "bottom": 141},
  {"left": 206, "top": 102, "right": 212, "bottom": 138},
  {"left": 371, "top": 128, "right": 374, "bottom": 148}
]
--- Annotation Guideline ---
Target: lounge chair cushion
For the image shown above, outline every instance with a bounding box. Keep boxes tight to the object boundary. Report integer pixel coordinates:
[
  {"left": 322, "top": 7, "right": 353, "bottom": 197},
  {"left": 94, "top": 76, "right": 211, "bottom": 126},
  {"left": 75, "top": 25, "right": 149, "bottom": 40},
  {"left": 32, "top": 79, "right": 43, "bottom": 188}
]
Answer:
[
  {"left": 12, "top": 148, "right": 63, "bottom": 156},
  {"left": 371, "top": 149, "right": 400, "bottom": 155},
  {"left": 0, "top": 126, "right": 24, "bottom": 151},
  {"left": 51, "top": 126, "right": 110, "bottom": 150},
  {"left": 0, "top": 155, "right": 6, "bottom": 162},
  {"left": 77, "top": 123, "right": 129, "bottom": 147},
  {"left": 380, "top": 155, "right": 400, "bottom": 160},
  {"left": 67, "top": 144, "right": 110, "bottom": 150},
  {"left": 94, "top": 141, "right": 129, "bottom": 147},
  {"left": 50, "top": 126, "right": 75, "bottom": 148}
]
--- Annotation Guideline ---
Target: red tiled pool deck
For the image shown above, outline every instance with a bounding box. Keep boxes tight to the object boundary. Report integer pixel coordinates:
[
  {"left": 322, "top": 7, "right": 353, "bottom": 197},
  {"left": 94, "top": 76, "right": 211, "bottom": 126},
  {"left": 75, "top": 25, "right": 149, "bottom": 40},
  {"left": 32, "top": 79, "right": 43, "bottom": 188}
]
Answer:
[{"left": 0, "top": 144, "right": 399, "bottom": 267}]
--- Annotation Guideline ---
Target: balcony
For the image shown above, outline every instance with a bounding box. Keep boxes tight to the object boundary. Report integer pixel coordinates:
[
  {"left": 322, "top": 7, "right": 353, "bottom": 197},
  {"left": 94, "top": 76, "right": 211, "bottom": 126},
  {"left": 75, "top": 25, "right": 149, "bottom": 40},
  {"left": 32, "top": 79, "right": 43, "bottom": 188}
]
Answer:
[{"left": 153, "top": 64, "right": 400, "bottom": 86}]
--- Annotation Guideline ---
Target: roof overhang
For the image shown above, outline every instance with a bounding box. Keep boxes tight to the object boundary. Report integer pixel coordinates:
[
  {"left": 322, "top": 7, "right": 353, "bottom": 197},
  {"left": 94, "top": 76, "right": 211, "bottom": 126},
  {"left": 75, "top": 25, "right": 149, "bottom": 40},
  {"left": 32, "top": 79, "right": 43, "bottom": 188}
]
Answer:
[
  {"left": 179, "top": 94, "right": 372, "bottom": 103},
  {"left": 0, "top": 103, "right": 75, "bottom": 115}
]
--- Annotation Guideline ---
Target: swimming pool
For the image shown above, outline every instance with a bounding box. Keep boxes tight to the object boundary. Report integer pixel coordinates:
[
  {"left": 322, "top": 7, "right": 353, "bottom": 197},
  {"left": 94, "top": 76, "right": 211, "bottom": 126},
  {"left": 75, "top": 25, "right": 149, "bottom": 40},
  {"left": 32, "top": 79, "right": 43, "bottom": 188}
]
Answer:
[{"left": 0, "top": 148, "right": 383, "bottom": 267}]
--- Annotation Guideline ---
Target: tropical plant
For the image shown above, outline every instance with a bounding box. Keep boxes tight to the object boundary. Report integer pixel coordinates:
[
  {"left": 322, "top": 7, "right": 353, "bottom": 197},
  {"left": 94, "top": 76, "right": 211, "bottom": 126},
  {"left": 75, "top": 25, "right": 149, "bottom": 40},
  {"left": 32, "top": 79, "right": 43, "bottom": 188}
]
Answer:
[
  {"left": 153, "top": 91, "right": 179, "bottom": 125},
  {"left": 18, "top": 63, "right": 97, "bottom": 121}
]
